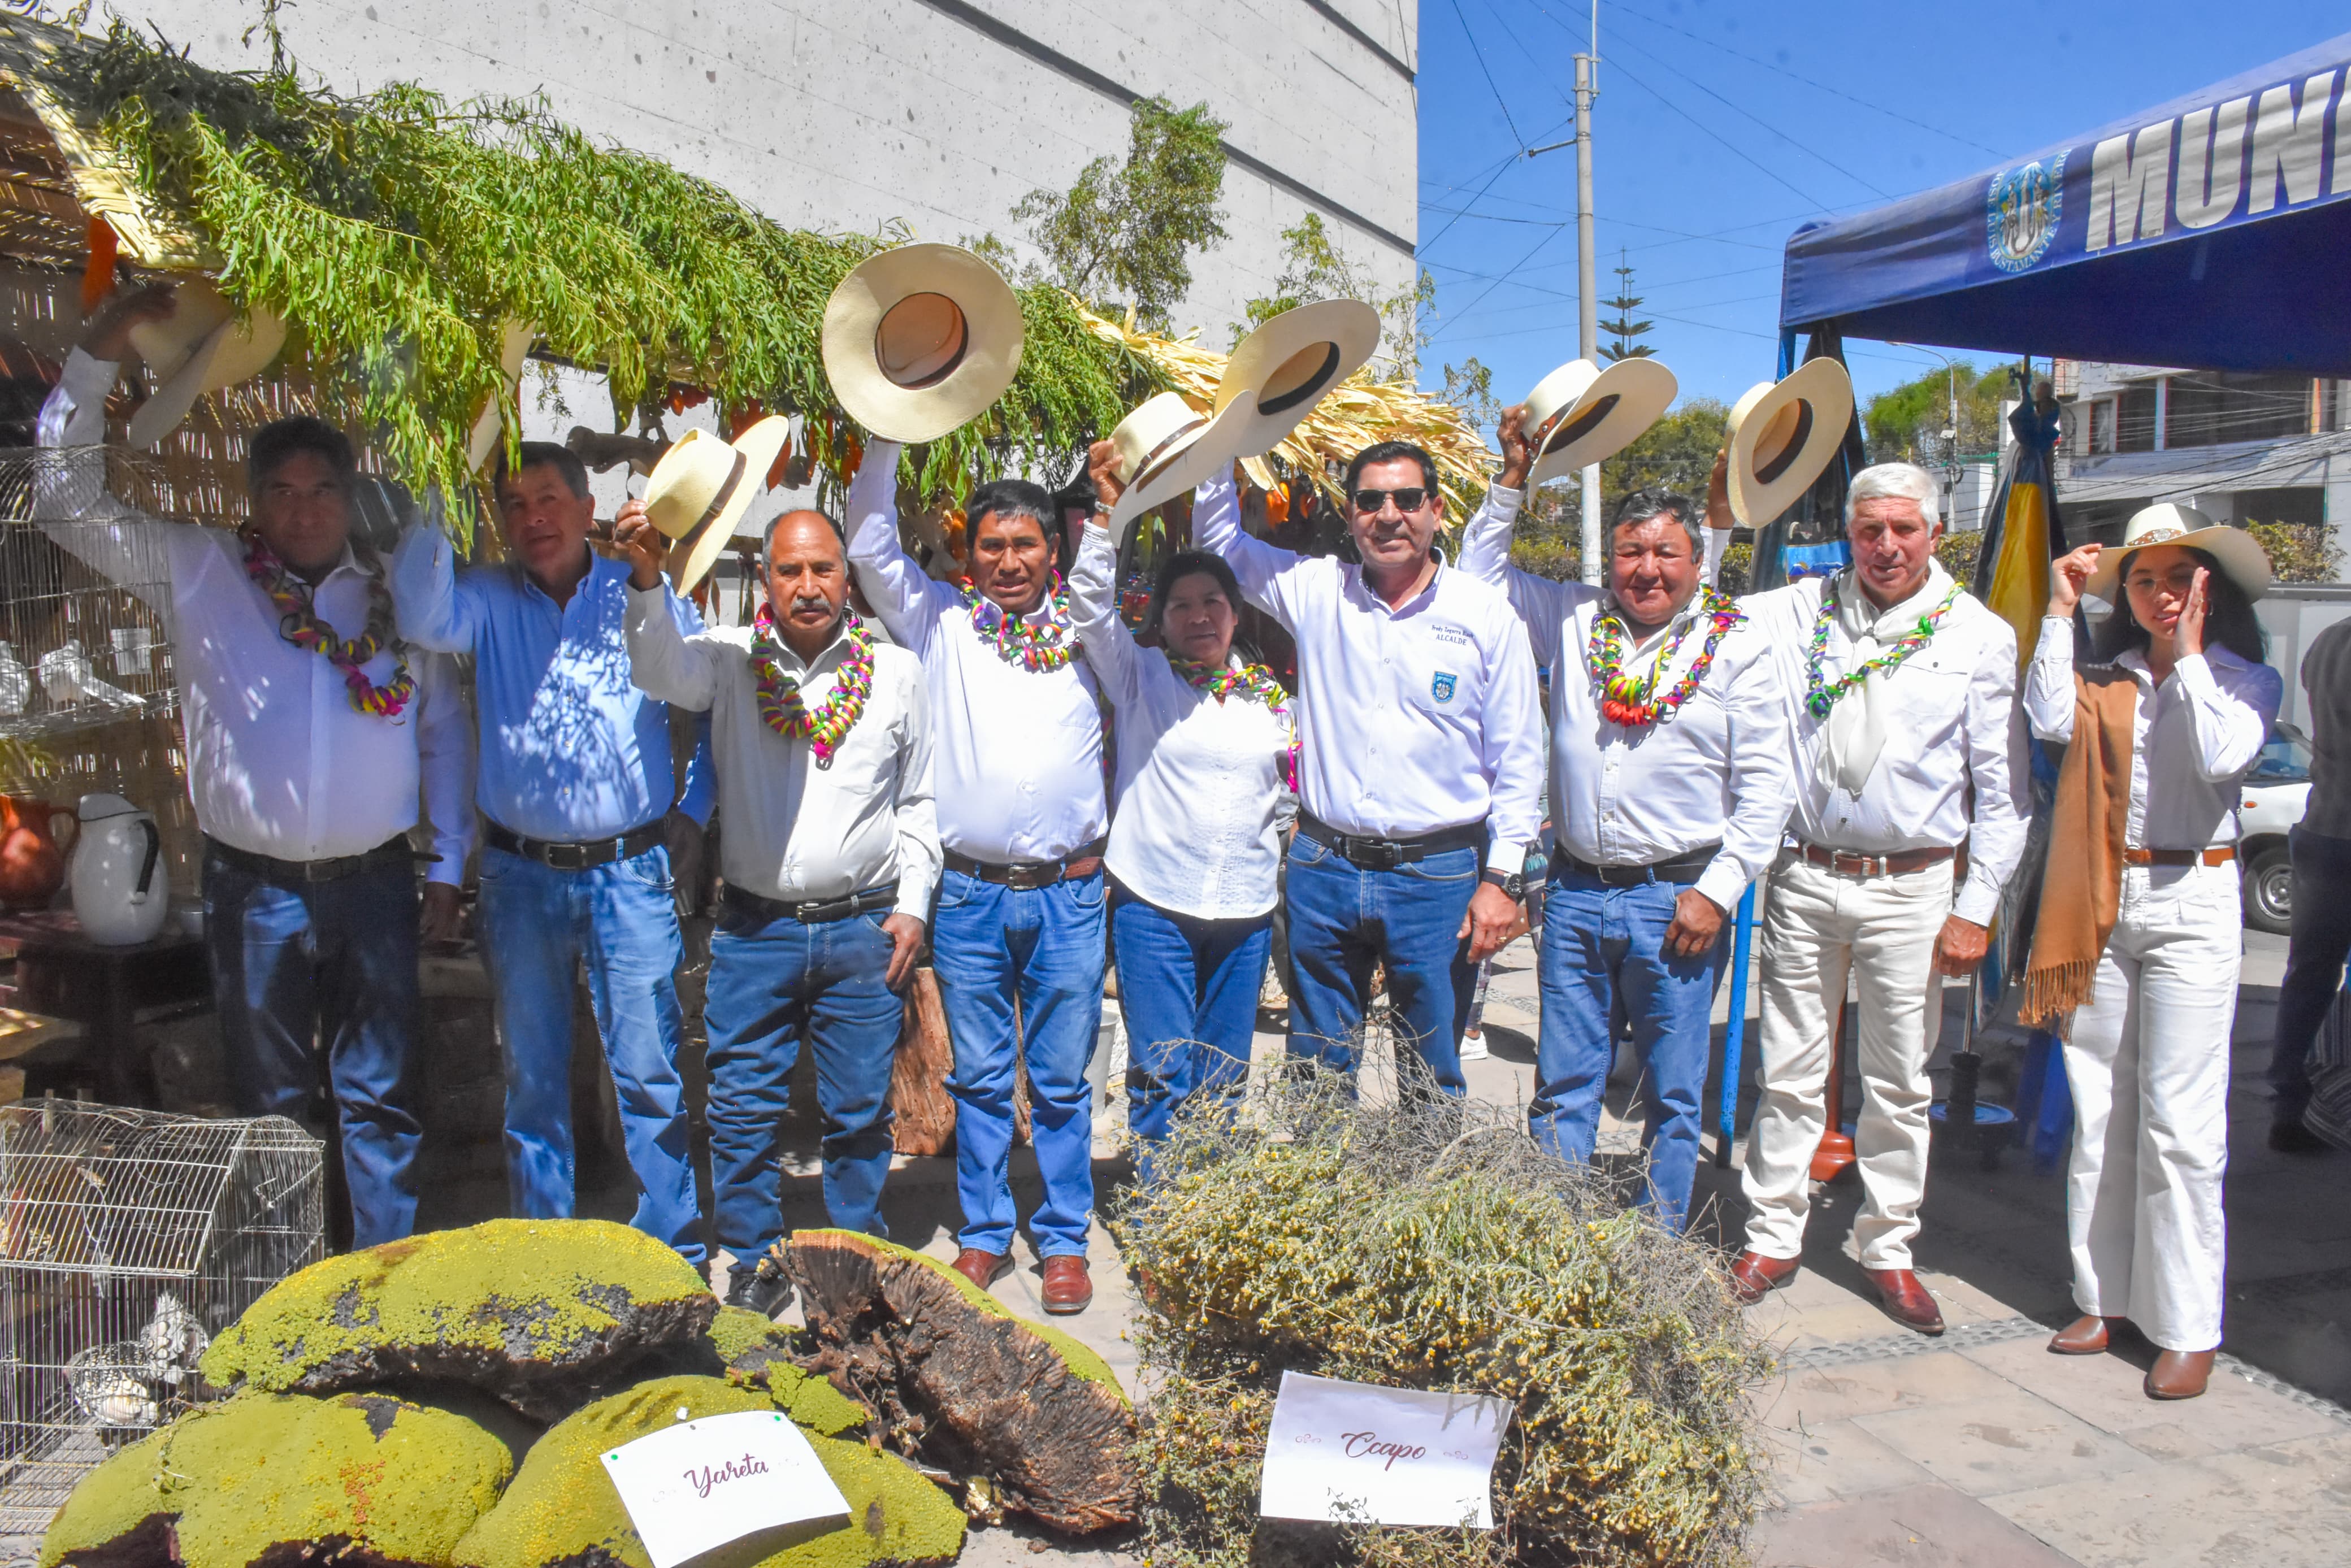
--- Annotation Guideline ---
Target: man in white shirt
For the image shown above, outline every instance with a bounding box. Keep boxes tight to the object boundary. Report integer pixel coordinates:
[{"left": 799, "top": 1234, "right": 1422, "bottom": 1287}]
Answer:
[
  {"left": 619, "top": 503, "right": 936, "bottom": 1314},
  {"left": 38, "top": 284, "right": 474, "bottom": 1247},
  {"left": 847, "top": 442, "right": 1108, "bottom": 1313},
  {"left": 1729, "top": 462, "right": 2029, "bottom": 1333},
  {"left": 1455, "top": 411, "right": 1794, "bottom": 1230},
  {"left": 1194, "top": 441, "right": 1544, "bottom": 1095}
]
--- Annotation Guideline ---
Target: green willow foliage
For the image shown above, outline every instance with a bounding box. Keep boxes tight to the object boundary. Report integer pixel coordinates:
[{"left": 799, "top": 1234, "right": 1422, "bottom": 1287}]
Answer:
[{"left": 44, "top": 24, "right": 1159, "bottom": 532}]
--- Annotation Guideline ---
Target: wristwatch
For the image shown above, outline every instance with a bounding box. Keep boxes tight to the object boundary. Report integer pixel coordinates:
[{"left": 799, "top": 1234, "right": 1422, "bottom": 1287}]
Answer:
[{"left": 1482, "top": 868, "right": 1526, "bottom": 899}]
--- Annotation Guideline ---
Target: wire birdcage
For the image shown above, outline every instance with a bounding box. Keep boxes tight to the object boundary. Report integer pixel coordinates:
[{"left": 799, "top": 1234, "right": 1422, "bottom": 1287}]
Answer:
[{"left": 0, "top": 1101, "right": 324, "bottom": 1537}]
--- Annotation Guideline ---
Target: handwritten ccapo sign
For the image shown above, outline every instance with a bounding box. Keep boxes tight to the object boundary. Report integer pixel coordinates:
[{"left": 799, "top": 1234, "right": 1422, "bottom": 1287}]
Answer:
[{"left": 1257, "top": 1370, "right": 1511, "bottom": 1529}]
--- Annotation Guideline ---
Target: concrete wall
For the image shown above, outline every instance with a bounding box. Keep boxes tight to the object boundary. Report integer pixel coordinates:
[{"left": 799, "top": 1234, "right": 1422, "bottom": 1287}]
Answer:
[{"left": 120, "top": 0, "right": 1421, "bottom": 351}]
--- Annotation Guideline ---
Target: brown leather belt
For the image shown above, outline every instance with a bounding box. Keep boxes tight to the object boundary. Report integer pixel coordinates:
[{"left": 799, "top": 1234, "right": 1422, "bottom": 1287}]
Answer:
[
  {"left": 2124, "top": 846, "right": 2236, "bottom": 867},
  {"left": 1794, "top": 840, "right": 1957, "bottom": 878},
  {"left": 942, "top": 838, "right": 1107, "bottom": 891}
]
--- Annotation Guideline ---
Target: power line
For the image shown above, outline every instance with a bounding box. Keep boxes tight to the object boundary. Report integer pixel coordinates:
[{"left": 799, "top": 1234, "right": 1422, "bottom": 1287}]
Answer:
[
  {"left": 1571, "top": 42, "right": 1837, "bottom": 213},
  {"left": 1447, "top": 0, "right": 1530, "bottom": 150}
]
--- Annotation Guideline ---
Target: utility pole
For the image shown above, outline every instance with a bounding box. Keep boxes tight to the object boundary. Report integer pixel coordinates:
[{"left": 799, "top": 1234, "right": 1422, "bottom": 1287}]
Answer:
[{"left": 1574, "top": 7, "right": 1602, "bottom": 585}]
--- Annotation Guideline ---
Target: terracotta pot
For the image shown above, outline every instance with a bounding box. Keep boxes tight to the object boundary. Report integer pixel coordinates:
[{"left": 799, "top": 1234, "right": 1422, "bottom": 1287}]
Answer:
[{"left": 0, "top": 796, "right": 73, "bottom": 909}]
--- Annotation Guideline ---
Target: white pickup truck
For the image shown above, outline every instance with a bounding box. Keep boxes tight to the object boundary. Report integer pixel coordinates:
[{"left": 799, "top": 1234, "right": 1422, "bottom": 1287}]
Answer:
[{"left": 2239, "top": 722, "right": 2312, "bottom": 936}]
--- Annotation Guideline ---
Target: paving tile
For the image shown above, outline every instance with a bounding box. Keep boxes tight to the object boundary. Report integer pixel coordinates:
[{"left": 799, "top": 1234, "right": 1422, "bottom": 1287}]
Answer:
[
  {"left": 1760, "top": 1415, "right": 1934, "bottom": 1506},
  {"left": 1987, "top": 1429, "right": 2351, "bottom": 1568},
  {"left": 1853, "top": 1391, "right": 2157, "bottom": 1497},
  {"left": 1958, "top": 1335, "right": 2342, "bottom": 1454},
  {"left": 1751, "top": 1480, "right": 2084, "bottom": 1567},
  {"left": 1754, "top": 1350, "right": 2019, "bottom": 1430}
]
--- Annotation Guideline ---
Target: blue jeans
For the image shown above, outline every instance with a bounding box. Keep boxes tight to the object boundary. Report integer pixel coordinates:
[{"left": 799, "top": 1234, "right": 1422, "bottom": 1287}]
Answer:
[
  {"left": 1529, "top": 868, "right": 1727, "bottom": 1231},
  {"left": 2271, "top": 826, "right": 2351, "bottom": 1124},
  {"left": 704, "top": 902, "right": 904, "bottom": 1252},
  {"left": 475, "top": 844, "right": 702, "bottom": 1263},
  {"left": 203, "top": 847, "right": 423, "bottom": 1248},
  {"left": 1111, "top": 888, "right": 1268, "bottom": 1160},
  {"left": 1282, "top": 835, "right": 1480, "bottom": 1096},
  {"left": 929, "top": 867, "right": 1106, "bottom": 1257}
]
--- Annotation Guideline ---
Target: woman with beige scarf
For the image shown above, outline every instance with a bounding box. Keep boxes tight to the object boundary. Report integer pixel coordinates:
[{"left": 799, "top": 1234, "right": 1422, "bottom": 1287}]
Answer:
[{"left": 2023, "top": 504, "right": 2281, "bottom": 1401}]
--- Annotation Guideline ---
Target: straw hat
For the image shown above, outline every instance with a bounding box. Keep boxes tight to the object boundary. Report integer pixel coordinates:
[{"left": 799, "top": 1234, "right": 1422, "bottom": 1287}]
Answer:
[
  {"left": 821, "top": 243, "right": 1023, "bottom": 444},
  {"left": 640, "top": 419, "right": 792, "bottom": 593},
  {"left": 1521, "top": 357, "right": 1678, "bottom": 486},
  {"left": 1103, "top": 389, "right": 1259, "bottom": 544},
  {"left": 125, "top": 277, "right": 287, "bottom": 449},
  {"left": 2085, "top": 502, "right": 2272, "bottom": 605},
  {"left": 465, "top": 320, "right": 540, "bottom": 472},
  {"left": 1211, "top": 300, "right": 1382, "bottom": 459},
  {"left": 1723, "top": 358, "right": 1853, "bottom": 526}
]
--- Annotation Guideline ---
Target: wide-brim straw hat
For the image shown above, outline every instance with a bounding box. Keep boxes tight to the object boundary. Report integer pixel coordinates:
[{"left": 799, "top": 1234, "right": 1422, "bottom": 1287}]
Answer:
[
  {"left": 1211, "top": 300, "right": 1381, "bottom": 459},
  {"left": 1724, "top": 358, "right": 1854, "bottom": 526},
  {"left": 1522, "top": 357, "right": 1678, "bottom": 486},
  {"left": 465, "top": 320, "right": 540, "bottom": 472},
  {"left": 125, "top": 276, "right": 287, "bottom": 449},
  {"left": 822, "top": 243, "right": 1023, "bottom": 444},
  {"left": 1104, "top": 389, "right": 1259, "bottom": 544},
  {"left": 2085, "top": 502, "right": 2272, "bottom": 604},
  {"left": 641, "top": 418, "right": 792, "bottom": 594}
]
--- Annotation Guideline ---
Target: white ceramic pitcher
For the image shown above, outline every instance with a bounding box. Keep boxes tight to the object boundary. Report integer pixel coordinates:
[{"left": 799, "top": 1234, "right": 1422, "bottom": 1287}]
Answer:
[{"left": 69, "top": 793, "right": 167, "bottom": 946}]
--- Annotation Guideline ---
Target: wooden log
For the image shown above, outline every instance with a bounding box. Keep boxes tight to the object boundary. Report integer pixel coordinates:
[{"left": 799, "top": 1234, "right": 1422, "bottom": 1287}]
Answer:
[{"left": 888, "top": 967, "right": 955, "bottom": 1156}]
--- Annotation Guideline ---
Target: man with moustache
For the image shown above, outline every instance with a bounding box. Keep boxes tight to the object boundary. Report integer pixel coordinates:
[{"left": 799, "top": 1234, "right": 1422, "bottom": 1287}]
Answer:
[
  {"left": 394, "top": 444, "right": 713, "bottom": 1266},
  {"left": 618, "top": 503, "right": 937, "bottom": 1313},
  {"left": 1455, "top": 410, "right": 1794, "bottom": 1231},
  {"left": 847, "top": 441, "right": 1108, "bottom": 1313}
]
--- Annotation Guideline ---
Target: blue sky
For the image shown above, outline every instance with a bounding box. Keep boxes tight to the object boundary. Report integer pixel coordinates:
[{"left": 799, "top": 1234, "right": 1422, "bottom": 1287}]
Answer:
[{"left": 1413, "top": 1, "right": 2348, "bottom": 423}]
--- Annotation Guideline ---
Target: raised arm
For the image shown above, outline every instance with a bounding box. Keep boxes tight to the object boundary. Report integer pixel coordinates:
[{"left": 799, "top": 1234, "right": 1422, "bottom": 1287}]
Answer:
[
  {"left": 1188, "top": 467, "right": 1302, "bottom": 629},
  {"left": 622, "top": 584, "right": 727, "bottom": 713},
  {"left": 411, "top": 651, "right": 478, "bottom": 887},
  {"left": 842, "top": 439, "right": 955, "bottom": 654},
  {"left": 1451, "top": 481, "right": 1581, "bottom": 672},
  {"left": 33, "top": 347, "right": 186, "bottom": 610},
  {"left": 2024, "top": 616, "right": 2079, "bottom": 743},
  {"left": 1697, "top": 636, "right": 1799, "bottom": 914},
  {"left": 389, "top": 520, "right": 487, "bottom": 653},
  {"left": 1065, "top": 518, "right": 1144, "bottom": 706}
]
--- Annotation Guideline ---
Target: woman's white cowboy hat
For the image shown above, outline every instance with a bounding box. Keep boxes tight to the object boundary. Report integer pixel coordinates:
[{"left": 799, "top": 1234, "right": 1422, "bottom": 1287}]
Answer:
[
  {"left": 1723, "top": 358, "right": 1854, "bottom": 525},
  {"left": 125, "top": 277, "right": 288, "bottom": 449},
  {"left": 2085, "top": 502, "right": 2272, "bottom": 605},
  {"left": 822, "top": 243, "right": 1024, "bottom": 444},
  {"left": 1101, "top": 389, "right": 1260, "bottom": 544},
  {"left": 1211, "top": 299, "right": 1382, "bottom": 459},
  {"left": 640, "top": 418, "right": 792, "bottom": 594},
  {"left": 1521, "top": 357, "right": 1679, "bottom": 487},
  {"left": 465, "top": 321, "right": 540, "bottom": 472}
]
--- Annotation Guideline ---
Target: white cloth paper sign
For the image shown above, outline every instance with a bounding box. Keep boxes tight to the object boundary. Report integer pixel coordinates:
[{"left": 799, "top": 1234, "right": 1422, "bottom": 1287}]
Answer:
[
  {"left": 598, "top": 1409, "right": 850, "bottom": 1568},
  {"left": 1257, "top": 1370, "right": 1510, "bottom": 1529}
]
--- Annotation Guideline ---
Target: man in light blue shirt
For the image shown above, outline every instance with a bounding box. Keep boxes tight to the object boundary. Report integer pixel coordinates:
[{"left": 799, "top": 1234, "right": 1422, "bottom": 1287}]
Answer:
[{"left": 394, "top": 442, "right": 712, "bottom": 1263}]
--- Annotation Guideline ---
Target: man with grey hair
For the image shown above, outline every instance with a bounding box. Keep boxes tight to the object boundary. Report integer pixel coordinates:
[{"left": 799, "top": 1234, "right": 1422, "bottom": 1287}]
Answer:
[
  {"left": 1727, "top": 461, "right": 2028, "bottom": 1332},
  {"left": 1456, "top": 409, "right": 1794, "bottom": 1230}
]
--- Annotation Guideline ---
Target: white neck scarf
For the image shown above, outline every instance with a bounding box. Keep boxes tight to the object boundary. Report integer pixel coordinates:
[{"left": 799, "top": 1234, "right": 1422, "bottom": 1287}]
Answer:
[{"left": 1817, "top": 561, "right": 1954, "bottom": 796}]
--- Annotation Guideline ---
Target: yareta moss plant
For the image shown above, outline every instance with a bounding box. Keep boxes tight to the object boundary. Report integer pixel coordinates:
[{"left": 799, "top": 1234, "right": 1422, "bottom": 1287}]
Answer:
[
  {"left": 457, "top": 1375, "right": 965, "bottom": 1568},
  {"left": 705, "top": 1306, "right": 867, "bottom": 1437},
  {"left": 40, "top": 1391, "right": 513, "bottom": 1568},
  {"left": 201, "top": 1219, "right": 717, "bottom": 1419},
  {"left": 1119, "top": 1067, "right": 1775, "bottom": 1568}
]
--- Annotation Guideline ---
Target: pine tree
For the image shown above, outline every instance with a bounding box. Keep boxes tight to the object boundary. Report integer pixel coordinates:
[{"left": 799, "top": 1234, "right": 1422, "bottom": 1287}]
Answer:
[{"left": 1599, "top": 251, "right": 1655, "bottom": 362}]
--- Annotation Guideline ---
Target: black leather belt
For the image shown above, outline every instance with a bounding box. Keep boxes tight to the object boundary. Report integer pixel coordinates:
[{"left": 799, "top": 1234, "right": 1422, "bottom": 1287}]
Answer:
[
  {"left": 942, "top": 837, "right": 1108, "bottom": 892},
  {"left": 721, "top": 881, "right": 900, "bottom": 924},
  {"left": 1554, "top": 842, "right": 1721, "bottom": 887},
  {"left": 484, "top": 820, "right": 664, "bottom": 872},
  {"left": 206, "top": 835, "right": 418, "bottom": 885},
  {"left": 1296, "top": 812, "right": 1486, "bottom": 871}
]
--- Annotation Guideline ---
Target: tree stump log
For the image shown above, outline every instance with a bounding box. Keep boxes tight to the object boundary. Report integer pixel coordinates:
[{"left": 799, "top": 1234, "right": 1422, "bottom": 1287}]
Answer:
[{"left": 888, "top": 968, "right": 955, "bottom": 1156}]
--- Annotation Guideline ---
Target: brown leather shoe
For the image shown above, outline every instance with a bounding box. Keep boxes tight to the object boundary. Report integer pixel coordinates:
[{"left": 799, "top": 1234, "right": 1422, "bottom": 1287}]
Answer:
[
  {"left": 951, "top": 1248, "right": 1011, "bottom": 1291},
  {"left": 1861, "top": 1266, "right": 1945, "bottom": 1335},
  {"left": 1040, "top": 1256, "right": 1093, "bottom": 1315},
  {"left": 2145, "top": 1349, "right": 2215, "bottom": 1400},
  {"left": 2048, "top": 1314, "right": 2115, "bottom": 1355},
  {"left": 1727, "top": 1250, "right": 1801, "bottom": 1305}
]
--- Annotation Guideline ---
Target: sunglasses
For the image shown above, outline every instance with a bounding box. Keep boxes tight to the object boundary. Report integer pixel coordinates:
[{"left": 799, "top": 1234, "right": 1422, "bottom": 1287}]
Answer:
[{"left": 1351, "top": 487, "right": 1431, "bottom": 515}]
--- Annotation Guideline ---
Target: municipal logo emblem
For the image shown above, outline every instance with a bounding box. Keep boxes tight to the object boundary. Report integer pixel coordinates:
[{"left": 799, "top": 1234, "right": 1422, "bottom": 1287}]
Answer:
[
  {"left": 1986, "top": 154, "right": 2066, "bottom": 273},
  {"left": 1430, "top": 671, "right": 1458, "bottom": 704}
]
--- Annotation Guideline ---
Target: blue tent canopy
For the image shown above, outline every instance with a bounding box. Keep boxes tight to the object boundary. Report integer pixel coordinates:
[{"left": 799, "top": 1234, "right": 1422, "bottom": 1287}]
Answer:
[{"left": 1780, "top": 33, "right": 2351, "bottom": 377}]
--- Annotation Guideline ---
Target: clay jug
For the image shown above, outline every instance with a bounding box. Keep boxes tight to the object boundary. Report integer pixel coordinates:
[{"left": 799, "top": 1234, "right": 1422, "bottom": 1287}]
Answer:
[
  {"left": 69, "top": 793, "right": 167, "bottom": 946},
  {"left": 0, "top": 796, "right": 72, "bottom": 908}
]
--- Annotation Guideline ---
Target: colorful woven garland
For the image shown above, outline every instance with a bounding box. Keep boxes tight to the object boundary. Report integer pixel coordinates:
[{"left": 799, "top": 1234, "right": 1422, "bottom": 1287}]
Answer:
[
  {"left": 1803, "top": 580, "right": 1962, "bottom": 719},
  {"left": 1587, "top": 587, "right": 1743, "bottom": 727},
  {"left": 961, "top": 576, "right": 1079, "bottom": 671},
  {"left": 241, "top": 533, "right": 413, "bottom": 719},
  {"left": 1170, "top": 654, "right": 1300, "bottom": 792},
  {"left": 752, "top": 606, "right": 873, "bottom": 766}
]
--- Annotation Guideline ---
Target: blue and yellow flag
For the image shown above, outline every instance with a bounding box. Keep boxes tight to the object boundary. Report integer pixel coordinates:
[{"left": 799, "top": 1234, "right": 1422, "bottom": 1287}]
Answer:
[{"left": 1972, "top": 398, "right": 2067, "bottom": 676}]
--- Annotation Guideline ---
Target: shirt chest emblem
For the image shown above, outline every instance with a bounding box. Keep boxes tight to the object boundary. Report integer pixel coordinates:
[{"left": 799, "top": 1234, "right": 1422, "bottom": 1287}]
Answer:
[{"left": 1430, "top": 671, "right": 1458, "bottom": 705}]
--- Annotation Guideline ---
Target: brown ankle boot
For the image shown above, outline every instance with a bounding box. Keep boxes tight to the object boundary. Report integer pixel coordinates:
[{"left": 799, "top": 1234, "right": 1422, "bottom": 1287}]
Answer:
[
  {"left": 2145, "top": 1349, "right": 2215, "bottom": 1400},
  {"left": 2048, "top": 1315, "right": 2114, "bottom": 1354}
]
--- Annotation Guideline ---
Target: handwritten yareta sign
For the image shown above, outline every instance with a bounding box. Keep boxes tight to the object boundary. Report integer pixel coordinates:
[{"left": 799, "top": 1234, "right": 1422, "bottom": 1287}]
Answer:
[
  {"left": 600, "top": 1409, "right": 849, "bottom": 1567},
  {"left": 1257, "top": 1370, "right": 1510, "bottom": 1529}
]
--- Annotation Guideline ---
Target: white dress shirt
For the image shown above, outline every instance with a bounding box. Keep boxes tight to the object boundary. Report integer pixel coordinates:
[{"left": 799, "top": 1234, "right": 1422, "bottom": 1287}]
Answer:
[
  {"left": 2024, "top": 618, "right": 2282, "bottom": 850},
  {"left": 37, "top": 350, "right": 474, "bottom": 882},
  {"left": 1067, "top": 512, "right": 1291, "bottom": 920},
  {"left": 845, "top": 441, "right": 1107, "bottom": 865},
  {"left": 1455, "top": 485, "right": 1794, "bottom": 913},
  {"left": 1743, "top": 568, "right": 2029, "bottom": 925},
  {"left": 1191, "top": 471, "right": 1544, "bottom": 862},
  {"left": 624, "top": 592, "right": 940, "bottom": 919}
]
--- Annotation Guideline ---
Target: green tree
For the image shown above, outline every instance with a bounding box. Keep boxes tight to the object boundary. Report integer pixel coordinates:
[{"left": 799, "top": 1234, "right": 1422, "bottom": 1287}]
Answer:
[
  {"left": 1238, "top": 212, "right": 1433, "bottom": 380},
  {"left": 1008, "top": 97, "right": 1229, "bottom": 330},
  {"left": 1603, "top": 398, "right": 1728, "bottom": 502},
  {"left": 1864, "top": 362, "right": 2009, "bottom": 466},
  {"left": 1439, "top": 355, "right": 1501, "bottom": 432},
  {"left": 1598, "top": 251, "right": 1654, "bottom": 362}
]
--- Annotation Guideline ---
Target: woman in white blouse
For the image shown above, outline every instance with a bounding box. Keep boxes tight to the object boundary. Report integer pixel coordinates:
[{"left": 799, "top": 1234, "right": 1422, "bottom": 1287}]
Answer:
[
  {"left": 1069, "top": 466, "right": 1294, "bottom": 1173},
  {"left": 2023, "top": 505, "right": 2281, "bottom": 1402}
]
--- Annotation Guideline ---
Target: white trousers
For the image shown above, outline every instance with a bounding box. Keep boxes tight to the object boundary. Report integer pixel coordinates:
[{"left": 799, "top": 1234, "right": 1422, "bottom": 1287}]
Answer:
[
  {"left": 1742, "top": 854, "right": 1951, "bottom": 1269},
  {"left": 2062, "top": 861, "right": 2239, "bottom": 1352}
]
